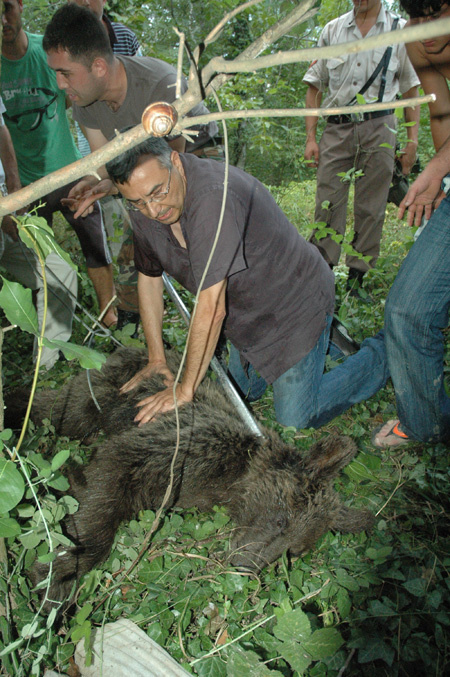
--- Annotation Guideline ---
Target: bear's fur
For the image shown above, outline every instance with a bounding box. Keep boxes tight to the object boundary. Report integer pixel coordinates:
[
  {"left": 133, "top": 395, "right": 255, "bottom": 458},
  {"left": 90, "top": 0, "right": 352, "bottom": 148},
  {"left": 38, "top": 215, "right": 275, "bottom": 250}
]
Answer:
[{"left": 6, "top": 348, "right": 374, "bottom": 609}]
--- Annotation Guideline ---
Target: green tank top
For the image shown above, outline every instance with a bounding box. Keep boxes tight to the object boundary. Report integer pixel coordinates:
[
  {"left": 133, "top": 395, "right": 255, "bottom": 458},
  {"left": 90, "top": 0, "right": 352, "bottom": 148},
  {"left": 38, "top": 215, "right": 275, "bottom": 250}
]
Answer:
[{"left": 1, "top": 33, "right": 81, "bottom": 186}]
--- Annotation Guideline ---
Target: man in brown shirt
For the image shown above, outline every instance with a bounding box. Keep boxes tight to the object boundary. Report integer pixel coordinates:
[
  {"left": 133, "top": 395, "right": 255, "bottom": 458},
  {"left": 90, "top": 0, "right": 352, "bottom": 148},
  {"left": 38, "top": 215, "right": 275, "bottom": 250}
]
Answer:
[{"left": 100, "top": 137, "right": 389, "bottom": 430}]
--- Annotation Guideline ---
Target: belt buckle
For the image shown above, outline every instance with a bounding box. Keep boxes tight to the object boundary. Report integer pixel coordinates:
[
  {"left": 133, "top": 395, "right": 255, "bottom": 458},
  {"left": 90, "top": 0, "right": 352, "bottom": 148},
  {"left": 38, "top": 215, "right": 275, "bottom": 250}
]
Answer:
[{"left": 351, "top": 111, "right": 364, "bottom": 123}]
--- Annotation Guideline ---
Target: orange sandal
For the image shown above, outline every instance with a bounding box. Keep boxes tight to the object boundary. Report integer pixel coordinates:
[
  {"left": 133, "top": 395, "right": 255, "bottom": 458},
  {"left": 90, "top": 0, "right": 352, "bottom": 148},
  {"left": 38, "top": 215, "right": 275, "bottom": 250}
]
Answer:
[{"left": 372, "top": 419, "right": 410, "bottom": 449}]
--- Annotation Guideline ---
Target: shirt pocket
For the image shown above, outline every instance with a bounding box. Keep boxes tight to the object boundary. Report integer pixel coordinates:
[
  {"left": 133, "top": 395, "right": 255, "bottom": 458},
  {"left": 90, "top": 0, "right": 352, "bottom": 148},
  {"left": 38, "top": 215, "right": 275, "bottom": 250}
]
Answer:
[{"left": 326, "top": 56, "right": 349, "bottom": 91}]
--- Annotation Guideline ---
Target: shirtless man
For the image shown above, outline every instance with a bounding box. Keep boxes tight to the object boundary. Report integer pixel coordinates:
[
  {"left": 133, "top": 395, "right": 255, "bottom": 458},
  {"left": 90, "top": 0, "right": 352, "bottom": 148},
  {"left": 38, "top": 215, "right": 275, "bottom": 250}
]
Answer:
[{"left": 372, "top": 0, "right": 450, "bottom": 446}]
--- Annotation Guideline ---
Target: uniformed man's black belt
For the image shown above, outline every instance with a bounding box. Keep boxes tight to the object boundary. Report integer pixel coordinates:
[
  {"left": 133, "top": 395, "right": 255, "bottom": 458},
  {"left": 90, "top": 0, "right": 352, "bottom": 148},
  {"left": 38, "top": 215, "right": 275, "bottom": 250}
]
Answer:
[{"left": 327, "top": 110, "right": 394, "bottom": 124}]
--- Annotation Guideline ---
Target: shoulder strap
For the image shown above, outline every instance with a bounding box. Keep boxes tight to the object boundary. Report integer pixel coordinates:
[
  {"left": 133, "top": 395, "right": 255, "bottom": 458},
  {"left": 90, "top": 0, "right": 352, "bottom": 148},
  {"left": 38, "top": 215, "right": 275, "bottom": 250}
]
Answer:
[{"left": 346, "top": 17, "right": 400, "bottom": 106}]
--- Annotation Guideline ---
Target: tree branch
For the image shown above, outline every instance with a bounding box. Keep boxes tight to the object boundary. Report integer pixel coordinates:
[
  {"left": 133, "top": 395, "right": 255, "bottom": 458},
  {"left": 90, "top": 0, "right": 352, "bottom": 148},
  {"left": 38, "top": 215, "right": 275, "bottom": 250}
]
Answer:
[
  {"left": 207, "top": 17, "right": 450, "bottom": 75},
  {"left": 0, "top": 1, "right": 446, "bottom": 218},
  {"left": 178, "top": 94, "right": 435, "bottom": 129}
]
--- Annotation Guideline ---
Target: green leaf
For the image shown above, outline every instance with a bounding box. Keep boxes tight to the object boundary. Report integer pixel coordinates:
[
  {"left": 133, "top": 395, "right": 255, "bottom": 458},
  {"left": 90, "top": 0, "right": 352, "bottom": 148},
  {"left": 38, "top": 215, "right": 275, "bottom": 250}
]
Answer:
[
  {"left": 302, "top": 628, "right": 344, "bottom": 660},
  {"left": 47, "top": 474, "right": 70, "bottom": 491},
  {"left": 402, "top": 578, "right": 427, "bottom": 597},
  {"left": 70, "top": 619, "right": 91, "bottom": 643},
  {"left": 273, "top": 608, "right": 311, "bottom": 642},
  {"left": 46, "top": 608, "right": 58, "bottom": 629},
  {"left": 358, "top": 637, "right": 395, "bottom": 665},
  {"left": 344, "top": 458, "right": 377, "bottom": 482},
  {"left": 21, "top": 620, "right": 41, "bottom": 638},
  {"left": 0, "top": 638, "right": 24, "bottom": 657},
  {"left": 335, "top": 569, "right": 360, "bottom": 592},
  {"left": 366, "top": 546, "right": 392, "bottom": 561},
  {"left": 253, "top": 628, "right": 283, "bottom": 654},
  {"left": 51, "top": 449, "right": 71, "bottom": 472},
  {"left": 58, "top": 495, "right": 79, "bottom": 514},
  {"left": 336, "top": 587, "right": 352, "bottom": 619},
  {"left": 37, "top": 551, "right": 56, "bottom": 564},
  {"left": 368, "top": 599, "right": 396, "bottom": 617},
  {"left": 19, "top": 529, "right": 44, "bottom": 549},
  {"left": 0, "top": 517, "right": 21, "bottom": 538},
  {"left": 195, "top": 656, "right": 227, "bottom": 677},
  {"left": 226, "top": 648, "right": 283, "bottom": 676},
  {"left": 0, "top": 458, "right": 25, "bottom": 512},
  {"left": 43, "top": 339, "right": 106, "bottom": 369},
  {"left": 18, "top": 214, "right": 76, "bottom": 270},
  {"left": 379, "top": 142, "right": 394, "bottom": 148},
  {"left": 0, "top": 278, "right": 38, "bottom": 335},
  {"left": 279, "top": 638, "right": 312, "bottom": 674},
  {"left": 355, "top": 93, "right": 366, "bottom": 104},
  {"left": 75, "top": 603, "right": 93, "bottom": 625},
  {"left": 16, "top": 503, "right": 36, "bottom": 518}
]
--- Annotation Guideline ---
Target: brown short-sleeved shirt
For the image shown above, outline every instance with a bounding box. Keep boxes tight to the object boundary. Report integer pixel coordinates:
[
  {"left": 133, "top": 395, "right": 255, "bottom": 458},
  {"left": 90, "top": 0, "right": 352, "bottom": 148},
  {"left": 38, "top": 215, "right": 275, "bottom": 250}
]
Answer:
[
  {"left": 73, "top": 55, "right": 217, "bottom": 152},
  {"left": 133, "top": 154, "right": 335, "bottom": 383}
]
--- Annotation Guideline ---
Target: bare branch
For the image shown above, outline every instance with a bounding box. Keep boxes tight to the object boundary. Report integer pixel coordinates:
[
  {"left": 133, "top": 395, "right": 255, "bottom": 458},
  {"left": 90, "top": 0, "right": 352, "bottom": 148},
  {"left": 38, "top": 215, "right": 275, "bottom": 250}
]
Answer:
[
  {"left": 173, "top": 27, "right": 185, "bottom": 100},
  {"left": 207, "top": 17, "right": 450, "bottom": 74},
  {"left": 203, "top": 0, "right": 265, "bottom": 48},
  {"left": 202, "top": 0, "right": 317, "bottom": 94},
  {"left": 0, "top": 124, "right": 151, "bottom": 217},
  {"left": 178, "top": 94, "right": 435, "bottom": 129}
]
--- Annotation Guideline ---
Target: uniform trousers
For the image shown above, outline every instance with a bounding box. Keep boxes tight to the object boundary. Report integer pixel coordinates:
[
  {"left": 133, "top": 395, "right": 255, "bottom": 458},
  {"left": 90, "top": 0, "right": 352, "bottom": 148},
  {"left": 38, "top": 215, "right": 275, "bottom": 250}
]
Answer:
[{"left": 310, "top": 115, "right": 396, "bottom": 271}]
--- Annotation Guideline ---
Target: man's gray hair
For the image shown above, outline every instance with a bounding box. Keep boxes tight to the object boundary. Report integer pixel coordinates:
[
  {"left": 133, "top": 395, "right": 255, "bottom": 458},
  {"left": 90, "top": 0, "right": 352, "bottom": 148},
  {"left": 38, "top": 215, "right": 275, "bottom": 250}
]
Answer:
[{"left": 106, "top": 132, "right": 172, "bottom": 184}]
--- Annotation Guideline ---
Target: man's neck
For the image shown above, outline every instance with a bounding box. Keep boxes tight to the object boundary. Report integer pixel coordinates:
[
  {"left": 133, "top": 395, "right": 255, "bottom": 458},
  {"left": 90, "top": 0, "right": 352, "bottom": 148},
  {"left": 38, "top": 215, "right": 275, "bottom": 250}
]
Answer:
[
  {"left": 354, "top": 2, "right": 381, "bottom": 37},
  {"left": 2, "top": 29, "right": 28, "bottom": 60},
  {"left": 101, "top": 57, "right": 127, "bottom": 111}
]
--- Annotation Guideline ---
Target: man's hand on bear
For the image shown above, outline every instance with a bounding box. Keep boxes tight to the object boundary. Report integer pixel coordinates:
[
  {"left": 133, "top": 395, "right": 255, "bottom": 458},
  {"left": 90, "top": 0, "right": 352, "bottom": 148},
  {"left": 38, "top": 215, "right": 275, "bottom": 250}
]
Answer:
[
  {"left": 120, "top": 360, "right": 174, "bottom": 395},
  {"left": 134, "top": 383, "right": 194, "bottom": 426}
]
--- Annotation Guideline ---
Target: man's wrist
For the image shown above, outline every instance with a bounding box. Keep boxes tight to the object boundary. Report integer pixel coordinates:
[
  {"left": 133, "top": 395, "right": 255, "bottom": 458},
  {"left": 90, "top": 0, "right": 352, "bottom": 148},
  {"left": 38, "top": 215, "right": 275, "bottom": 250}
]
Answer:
[
  {"left": 179, "top": 382, "right": 195, "bottom": 401},
  {"left": 84, "top": 174, "right": 102, "bottom": 186}
]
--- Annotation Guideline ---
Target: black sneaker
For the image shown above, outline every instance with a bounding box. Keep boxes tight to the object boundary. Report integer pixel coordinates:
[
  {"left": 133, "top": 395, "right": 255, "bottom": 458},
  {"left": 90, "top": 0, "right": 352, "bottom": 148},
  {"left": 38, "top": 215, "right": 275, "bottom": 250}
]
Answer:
[{"left": 330, "top": 317, "right": 360, "bottom": 357}]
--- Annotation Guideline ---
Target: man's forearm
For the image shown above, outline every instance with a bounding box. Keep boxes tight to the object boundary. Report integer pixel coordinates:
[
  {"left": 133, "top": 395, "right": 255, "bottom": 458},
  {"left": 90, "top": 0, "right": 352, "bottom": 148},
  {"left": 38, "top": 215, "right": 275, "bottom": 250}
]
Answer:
[
  {"left": 138, "top": 273, "right": 167, "bottom": 366},
  {"left": 181, "top": 280, "right": 227, "bottom": 396},
  {"left": 426, "top": 132, "right": 450, "bottom": 179},
  {"left": 430, "top": 118, "right": 450, "bottom": 153},
  {"left": 305, "top": 85, "right": 322, "bottom": 140}
]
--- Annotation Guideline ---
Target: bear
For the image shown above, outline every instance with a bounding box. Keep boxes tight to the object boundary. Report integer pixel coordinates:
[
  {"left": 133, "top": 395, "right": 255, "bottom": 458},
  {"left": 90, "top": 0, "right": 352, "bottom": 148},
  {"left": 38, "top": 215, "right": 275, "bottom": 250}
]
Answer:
[{"left": 6, "top": 347, "right": 374, "bottom": 609}]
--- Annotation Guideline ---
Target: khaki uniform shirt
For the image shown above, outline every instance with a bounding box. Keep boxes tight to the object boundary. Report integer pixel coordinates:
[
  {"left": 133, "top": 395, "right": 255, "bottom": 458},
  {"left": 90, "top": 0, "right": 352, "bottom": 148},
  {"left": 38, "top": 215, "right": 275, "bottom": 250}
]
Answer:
[{"left": 303, "top": 5, "right": 419, "bottom": 107}]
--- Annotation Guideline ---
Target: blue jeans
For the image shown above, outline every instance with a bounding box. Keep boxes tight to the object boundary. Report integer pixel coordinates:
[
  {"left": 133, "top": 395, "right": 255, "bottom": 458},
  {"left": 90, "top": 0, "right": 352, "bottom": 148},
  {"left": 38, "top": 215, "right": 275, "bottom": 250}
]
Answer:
[
  {"left": 385, "top": 193, "right": 450, "bottom": 443},
  {"left": 228, "top": 315, "right": 389, "bottom": 429}
]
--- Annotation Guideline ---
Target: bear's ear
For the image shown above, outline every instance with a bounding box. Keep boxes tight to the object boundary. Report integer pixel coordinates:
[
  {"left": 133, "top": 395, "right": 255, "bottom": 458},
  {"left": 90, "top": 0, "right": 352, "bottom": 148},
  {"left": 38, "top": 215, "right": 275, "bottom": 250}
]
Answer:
[{"left": 303, "top": 435, "right": 357, "bottom": 481}]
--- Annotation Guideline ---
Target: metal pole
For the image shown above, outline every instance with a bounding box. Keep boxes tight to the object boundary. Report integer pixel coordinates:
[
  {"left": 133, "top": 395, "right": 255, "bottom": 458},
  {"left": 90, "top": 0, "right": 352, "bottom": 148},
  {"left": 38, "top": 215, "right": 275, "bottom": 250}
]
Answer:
[{"left": 162, "top": 273, "right": 264, "bottom": 438}]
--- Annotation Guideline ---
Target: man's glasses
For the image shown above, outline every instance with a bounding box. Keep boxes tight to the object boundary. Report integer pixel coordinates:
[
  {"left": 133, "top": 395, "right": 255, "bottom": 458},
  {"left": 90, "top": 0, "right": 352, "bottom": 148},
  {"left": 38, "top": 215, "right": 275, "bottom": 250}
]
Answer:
[
  {"left": 4, "top": 88, "right": 58, "bottom": 132},
  {"left": 123, "top": 167, "right": 172, "bottom": 212}
]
